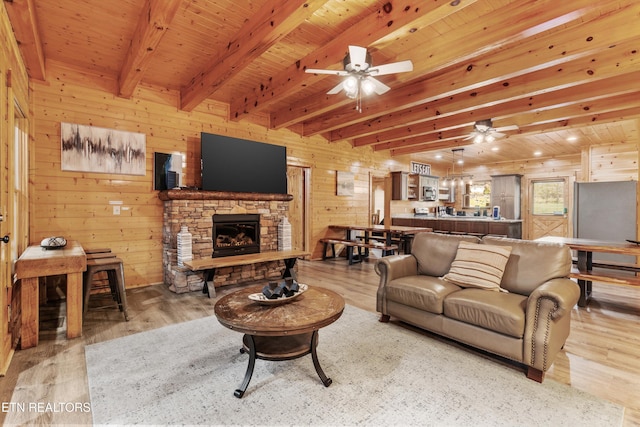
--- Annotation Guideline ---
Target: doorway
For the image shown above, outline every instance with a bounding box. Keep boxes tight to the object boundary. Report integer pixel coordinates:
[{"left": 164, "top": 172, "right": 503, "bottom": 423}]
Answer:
[
  {"left": 371, "top": 175, "right": 385, "bottom": 225},
  {"left": 287, "top": 166, "right": 310, "bottom": 252},
  {"left": 526, "top": 177, "right": 571, "bottom": 240}
]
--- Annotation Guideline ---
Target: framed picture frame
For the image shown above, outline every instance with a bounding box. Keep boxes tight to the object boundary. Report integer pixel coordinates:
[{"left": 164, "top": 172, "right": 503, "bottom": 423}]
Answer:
[
  {"left": 61, "top": 122, "right": 146, "bottom": 176},
  {"left": 336, "top": 171, "right": 354, "bottom": 196}
]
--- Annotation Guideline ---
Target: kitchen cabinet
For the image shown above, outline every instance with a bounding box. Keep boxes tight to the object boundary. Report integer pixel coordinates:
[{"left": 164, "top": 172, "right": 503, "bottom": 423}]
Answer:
[
  {"left": 392, "top": 172, "right": 439, "bottom": 201},
  {"left": 391, "top": 172, "right": 420, "bottom": 200},
  {"left": 491, "top": 175, "right": 522, "bottom": 219}
]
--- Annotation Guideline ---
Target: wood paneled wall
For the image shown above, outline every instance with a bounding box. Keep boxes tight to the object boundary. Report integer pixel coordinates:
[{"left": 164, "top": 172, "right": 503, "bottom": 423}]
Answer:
[
  {"left": 1, "top": 2, "right": 31, "bottom": 374},
  {"left": 31, "top": 61, "right": 398, "bottom": 287},
  {"left": 28, "top": 63, "right": 640, "bottom": 290}
]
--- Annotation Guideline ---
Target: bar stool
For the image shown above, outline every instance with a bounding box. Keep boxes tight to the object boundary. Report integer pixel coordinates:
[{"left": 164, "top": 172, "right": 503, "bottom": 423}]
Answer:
[{"left": 83, "top": 257, "right": 129, "bottom": 321}]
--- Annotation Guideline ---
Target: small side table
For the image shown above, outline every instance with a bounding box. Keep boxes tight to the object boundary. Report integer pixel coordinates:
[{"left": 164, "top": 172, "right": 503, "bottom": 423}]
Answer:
[{"left": 15, "top": 240, "right": 87, "bottom": 348}]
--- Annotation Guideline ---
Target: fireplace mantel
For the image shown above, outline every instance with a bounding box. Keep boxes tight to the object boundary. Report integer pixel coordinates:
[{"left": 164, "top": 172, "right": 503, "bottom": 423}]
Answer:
[{"left": 158, "top": 189, "right": 293, "bottom": 202}]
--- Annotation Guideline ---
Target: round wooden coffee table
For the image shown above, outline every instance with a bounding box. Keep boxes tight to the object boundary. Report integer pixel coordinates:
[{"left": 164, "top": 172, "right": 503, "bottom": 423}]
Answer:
[{"left": 214, "top": 285, "right": 344, "bottom": 398}]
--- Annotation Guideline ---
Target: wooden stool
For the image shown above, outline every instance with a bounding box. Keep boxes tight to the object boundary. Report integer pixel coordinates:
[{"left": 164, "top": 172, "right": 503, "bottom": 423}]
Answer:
[{"left": 83, "top": 257, "right": 129, "bottom": 321}]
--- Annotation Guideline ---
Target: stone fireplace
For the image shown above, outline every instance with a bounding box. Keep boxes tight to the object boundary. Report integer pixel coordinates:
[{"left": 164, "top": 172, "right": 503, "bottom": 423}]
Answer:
[{"left": 159, "top": 189, "right": 292, "bottom": 293}]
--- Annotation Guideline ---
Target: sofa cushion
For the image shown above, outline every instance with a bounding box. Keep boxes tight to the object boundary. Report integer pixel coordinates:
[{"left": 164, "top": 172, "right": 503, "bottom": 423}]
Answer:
[
  {"left": 411, "top": 232, "right": 481, "bottom": 277},
  {"left": 386, "top": 275, "right": 462, "bottom": 314},
  {"left": 444, "top": 288, "right": 528, "bottom": 338},
  {"left": 443, "top": 242, "right": 512, "bottom": 292},
  {"left": 481, "top": 236, "right": 572, "bottom": 295}
]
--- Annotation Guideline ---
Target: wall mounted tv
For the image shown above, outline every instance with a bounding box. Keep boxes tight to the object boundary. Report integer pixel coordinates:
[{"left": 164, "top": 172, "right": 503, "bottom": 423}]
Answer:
[{"left": 201, "top": 132, "right": 288, "bottom": 194}]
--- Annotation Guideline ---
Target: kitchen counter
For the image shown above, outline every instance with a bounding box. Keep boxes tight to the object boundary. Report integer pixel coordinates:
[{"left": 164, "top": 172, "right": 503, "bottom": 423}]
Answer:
[{"left": 392, "top": 215, "right": 522, "bottom": 238}]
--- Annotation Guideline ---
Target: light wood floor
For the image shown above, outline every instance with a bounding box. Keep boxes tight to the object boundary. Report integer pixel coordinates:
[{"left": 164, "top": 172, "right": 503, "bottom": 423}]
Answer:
[{"left": 1, "top": 258, "right": 638, "bottom": 426}]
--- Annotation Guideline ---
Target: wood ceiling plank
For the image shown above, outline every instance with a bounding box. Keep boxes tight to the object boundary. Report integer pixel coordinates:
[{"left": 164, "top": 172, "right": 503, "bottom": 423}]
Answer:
[
  {"left": 371, "top": 78, "right": 640, "bottom": 152},
  {"left": 272, "top": 0, "right": 611, "bottom": 130},
  {"left": 308, "top": 0, "right": 640, "bottom": 139},
  {"left": 389, "top": 106, "right": 640, "bottom": 157},
  {"left": 4, "top": 0, "right": 45, "bottom": 80},
  {"left": 179, "top": 0, "right": 326, "bottom": 112},
  {"left": 118, "top": 0, "right": 182, "bottom": 98},
  {"left": 350, "top": 39, "right": 640, "bottom": 146},
  {"left": 229, "top": 0, "right": 479, "bottom": 121}
]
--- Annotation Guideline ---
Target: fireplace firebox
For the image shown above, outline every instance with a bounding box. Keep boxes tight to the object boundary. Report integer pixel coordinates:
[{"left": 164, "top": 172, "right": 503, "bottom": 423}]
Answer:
[{"left": 212, "top": 214, "right": 260, "bottom": 258}]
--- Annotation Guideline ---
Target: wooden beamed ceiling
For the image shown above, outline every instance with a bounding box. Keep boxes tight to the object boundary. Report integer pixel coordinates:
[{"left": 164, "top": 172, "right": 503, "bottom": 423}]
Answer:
[{"left": 5, "top": 0, "right": 640, "bottom": 167}]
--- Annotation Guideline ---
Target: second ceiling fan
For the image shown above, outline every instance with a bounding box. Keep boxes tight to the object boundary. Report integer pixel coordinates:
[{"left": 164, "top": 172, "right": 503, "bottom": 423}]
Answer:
[{"left": 305, "top": 45, "right": 413, "bottom": 111}]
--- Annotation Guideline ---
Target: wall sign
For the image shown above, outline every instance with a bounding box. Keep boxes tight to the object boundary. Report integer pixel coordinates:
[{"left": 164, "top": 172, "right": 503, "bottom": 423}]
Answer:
[{"left": 411, "top": 161, "right": 431, "bottom": 175}]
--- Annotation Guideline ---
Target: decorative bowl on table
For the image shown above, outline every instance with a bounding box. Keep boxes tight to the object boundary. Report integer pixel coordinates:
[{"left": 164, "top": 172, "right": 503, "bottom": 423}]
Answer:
[{"left": 249, "top": 283, "right": 308, "bottom": 305}]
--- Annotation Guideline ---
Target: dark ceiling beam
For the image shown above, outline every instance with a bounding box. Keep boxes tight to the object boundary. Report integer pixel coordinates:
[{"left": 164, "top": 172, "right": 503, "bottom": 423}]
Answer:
[
  {"left": 229, "top": 0, "right": 478, "bottom": 122},
  {"left": 4, "top": 0, "right": 45, "bottom": 80},
  {"left": 179, "top": 0, "right": 325, "bottom": 112},
  {"left": 272, "top": 0, "right": 608, "bottom": 132},
  {"left": 118, "top": 0, "right": 182, "bottom": 98}
]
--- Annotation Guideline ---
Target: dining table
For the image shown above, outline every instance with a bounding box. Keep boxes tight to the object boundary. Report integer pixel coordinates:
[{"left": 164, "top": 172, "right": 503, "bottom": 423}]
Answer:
[
  {"left": 536, "top": 236, "right": 640, "bottom": 306},
  {"left": 328, "top": 224, "right": 432, "bottom": 255}
]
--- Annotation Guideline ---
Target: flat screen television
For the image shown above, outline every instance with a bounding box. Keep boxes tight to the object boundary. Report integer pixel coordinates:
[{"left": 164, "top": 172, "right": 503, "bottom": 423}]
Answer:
[{"left": 201, "top": 133, "right": 287, "bottom": 194}]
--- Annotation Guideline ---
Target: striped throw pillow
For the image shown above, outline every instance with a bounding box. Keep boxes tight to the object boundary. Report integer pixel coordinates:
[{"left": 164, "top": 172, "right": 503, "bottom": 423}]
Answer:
[{"left": 443, "top": 241, "right": 512, "bottom": 292}]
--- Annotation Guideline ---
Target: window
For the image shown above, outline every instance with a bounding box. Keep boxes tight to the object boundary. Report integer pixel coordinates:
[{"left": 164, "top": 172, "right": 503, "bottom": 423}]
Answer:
[{"left": 532, "top": 180, "right": 565, "bottom": 215}]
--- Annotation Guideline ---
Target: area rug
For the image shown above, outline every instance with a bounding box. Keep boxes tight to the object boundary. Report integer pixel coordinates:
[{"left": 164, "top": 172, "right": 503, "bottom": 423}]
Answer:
[{"left": 85, "top": 305, "right": 623, "bottom": 426}]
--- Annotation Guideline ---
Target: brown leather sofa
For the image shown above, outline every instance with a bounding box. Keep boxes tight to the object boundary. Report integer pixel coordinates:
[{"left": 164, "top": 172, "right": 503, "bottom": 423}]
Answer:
[{"left": 375, "top": 232, "right": 580, "bottom": 382}]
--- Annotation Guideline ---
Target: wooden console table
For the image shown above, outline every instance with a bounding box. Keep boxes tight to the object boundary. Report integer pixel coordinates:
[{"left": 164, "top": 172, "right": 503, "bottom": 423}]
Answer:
[
  {"left": 184, "top": 249, "right": 310, "bottom": 298},
  {"left": 15, "top": 240, "right": 87, "bottom": 348},
  {"left": 536, "top": 236, "right": 640, "bottom": 306}
]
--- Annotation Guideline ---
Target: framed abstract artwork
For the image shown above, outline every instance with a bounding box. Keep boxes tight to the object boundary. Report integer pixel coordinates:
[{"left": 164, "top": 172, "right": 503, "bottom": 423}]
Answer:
[
  {"left": 61, "top": 122, "right": 146, "bottom": 176},
  {"left": 336, "top": 171, "right": 354, "bottom": 196}
]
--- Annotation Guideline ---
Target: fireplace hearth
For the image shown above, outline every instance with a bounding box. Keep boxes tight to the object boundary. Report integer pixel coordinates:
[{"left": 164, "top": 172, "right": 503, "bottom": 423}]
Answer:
[{"left": 212, "top": 214, "right": 260, "bottom": 258}]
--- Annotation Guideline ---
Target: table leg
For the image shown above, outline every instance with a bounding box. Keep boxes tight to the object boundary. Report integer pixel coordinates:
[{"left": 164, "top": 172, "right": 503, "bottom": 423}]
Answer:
[
  {"left": 202, "top": 268, "right": 216, "bottom": 298},
  {"left": 20, "top": 277, "right": 39, "bottom": 349},
  {"left": 310, "top": 330, "right": 332, "bottom": 387},
  {"left": 282, "top": 257, "right": 298, "bottom": 280},
  {"left": 66, "top": 272, "right": 83, "bottom": 339},
  {"left": 576, "top": 250, "right": 593, "bottom": 307},
  {"left": 235, "top": 335, "right": 257, "bottom": 398}
]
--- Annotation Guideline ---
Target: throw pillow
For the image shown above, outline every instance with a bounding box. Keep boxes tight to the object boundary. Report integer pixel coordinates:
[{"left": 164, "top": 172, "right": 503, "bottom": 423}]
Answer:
[{"left": 443, "top": 241, "right": 512, "bottom": 292}]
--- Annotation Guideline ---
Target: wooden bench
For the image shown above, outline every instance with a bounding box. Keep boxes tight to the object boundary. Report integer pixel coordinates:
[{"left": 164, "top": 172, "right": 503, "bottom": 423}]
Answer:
[
  {"left": 319, "top": 238, "right": 398, "bottom": 265},
  {"left": 184, "top": 249, "right": 310, "bottom": 298}
]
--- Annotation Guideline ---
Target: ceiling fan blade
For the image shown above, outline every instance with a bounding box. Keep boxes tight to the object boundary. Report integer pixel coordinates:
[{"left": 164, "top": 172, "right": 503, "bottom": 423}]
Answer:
[
  {"left": 348, "top": 45, "right": 369, "bottom": 71},
  {"left": 305, "top": 68, "right": 349, "bottom": 76},
  {"left": 327, "top": 81, "right": 344, "bottom": 95},
  {"left": 366, "top": 76, "right": 390, "bottom": 95},
  {"left": 368, "top": 60, "right": 414, "bottom": 76},
  {"left": 492, "top": 132, "right": 506, "bottom": 138},
  {"left": 495, "top": 124, "right": 519, "bottom": 132}
]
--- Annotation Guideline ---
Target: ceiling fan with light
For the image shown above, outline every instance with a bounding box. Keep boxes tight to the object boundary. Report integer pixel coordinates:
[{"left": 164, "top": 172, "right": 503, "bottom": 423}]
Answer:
[
  {"left": 305, "top": 45, "right": 413, "bottom": 112},
  {"left": 465, "top": 119, "right": 518, "bottom": 143}
]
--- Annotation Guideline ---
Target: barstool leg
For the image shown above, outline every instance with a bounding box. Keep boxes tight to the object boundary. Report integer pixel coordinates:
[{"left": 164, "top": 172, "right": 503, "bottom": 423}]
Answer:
[{"left": 116, "top": 263, "right": 129, "bottom": 321}]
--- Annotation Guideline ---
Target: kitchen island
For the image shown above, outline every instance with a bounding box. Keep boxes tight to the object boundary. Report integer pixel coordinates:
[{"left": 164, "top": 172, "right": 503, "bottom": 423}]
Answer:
[{"left": 392, "top": 215, "right": 522, "bottom": 239}]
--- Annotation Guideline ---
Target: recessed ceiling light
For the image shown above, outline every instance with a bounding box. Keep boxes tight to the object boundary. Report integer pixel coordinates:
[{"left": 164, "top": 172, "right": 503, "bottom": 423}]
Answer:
[
  {"left": 533, "top": 151, "right": 542, "bottom": 156},
  {"left": 435, "top": 154, "right": 442, "bottom": 159},
  {"left": 491, "top": 146, "right": 499, "bottom": 151},
  {"left": 567, "top": 136, "right": 578, "bottom": 142}
]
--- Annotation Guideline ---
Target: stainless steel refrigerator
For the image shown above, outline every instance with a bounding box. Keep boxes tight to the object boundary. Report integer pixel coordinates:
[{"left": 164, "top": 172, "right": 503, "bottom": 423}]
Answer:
[{"left": 573, "top": 181, "right": 638, "bottom": 263}]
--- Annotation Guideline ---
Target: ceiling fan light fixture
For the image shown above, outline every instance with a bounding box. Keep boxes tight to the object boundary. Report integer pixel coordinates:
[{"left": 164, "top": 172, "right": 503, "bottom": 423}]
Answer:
[
  {"left": 343, "top": 76, "right": 358, "bottom": 98},
  {"left": 485, "top": 134, "right": 495, "bottom": 143},
  {"left": 361, "top": 79, "right": 375, "bottom": 95},
  {"left": 473, "top": 134, "right": 484, "bottom": 144}
]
